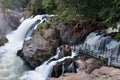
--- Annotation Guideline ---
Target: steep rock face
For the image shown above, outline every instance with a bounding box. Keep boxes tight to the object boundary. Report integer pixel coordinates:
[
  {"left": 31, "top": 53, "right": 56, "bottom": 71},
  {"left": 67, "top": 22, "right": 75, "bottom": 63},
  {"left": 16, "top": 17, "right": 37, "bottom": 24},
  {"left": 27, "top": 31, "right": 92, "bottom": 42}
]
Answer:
[
  {"left": 0, "top": 10, "right": 12, "bottom": 34},
  {"left": 53, "top": 20, "right": 106, "bottom": 44},
  {"left": 3, "top": 10, "right": 22, "bottom": 30},
  {"left": 18, "top": 28, "right": 60, "bottom": 68}
]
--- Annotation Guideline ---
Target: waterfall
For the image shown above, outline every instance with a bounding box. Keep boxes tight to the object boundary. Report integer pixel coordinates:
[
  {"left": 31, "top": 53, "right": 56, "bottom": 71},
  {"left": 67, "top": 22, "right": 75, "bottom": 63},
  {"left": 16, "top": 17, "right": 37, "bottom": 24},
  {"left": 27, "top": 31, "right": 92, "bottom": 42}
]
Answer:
[
  {"left": 20, "top": 48, "right": 77, "bottom": 80},
  {"left": 84, "top": 32, "right": 120, "bottom": 53},
  {"left": 0, "top": 15, "right": 49, "bottom": 80},
  {"left": 80, "top": 32, "right": 120, "bottom": 66}
]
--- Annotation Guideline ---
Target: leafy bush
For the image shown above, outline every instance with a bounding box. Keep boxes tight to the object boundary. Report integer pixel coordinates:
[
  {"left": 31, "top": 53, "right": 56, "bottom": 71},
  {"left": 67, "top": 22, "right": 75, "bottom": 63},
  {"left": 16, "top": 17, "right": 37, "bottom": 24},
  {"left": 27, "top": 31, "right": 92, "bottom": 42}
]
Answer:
[
  {"left": 27, "top": 0, "right": 120, "bottom": 28},
  {"left": 38, "top": 25, "right": 44, "bottom": 36},
  {"left": 45, "top": 22, "right": 51, "bottom": 29}
]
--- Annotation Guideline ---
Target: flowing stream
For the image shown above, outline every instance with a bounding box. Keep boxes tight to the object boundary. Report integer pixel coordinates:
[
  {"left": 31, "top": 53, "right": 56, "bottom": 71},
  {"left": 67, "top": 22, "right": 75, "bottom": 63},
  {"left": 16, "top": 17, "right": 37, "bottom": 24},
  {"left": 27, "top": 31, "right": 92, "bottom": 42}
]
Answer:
[{"left": 20, "top": 48, "right": 77, "bottom": 80}]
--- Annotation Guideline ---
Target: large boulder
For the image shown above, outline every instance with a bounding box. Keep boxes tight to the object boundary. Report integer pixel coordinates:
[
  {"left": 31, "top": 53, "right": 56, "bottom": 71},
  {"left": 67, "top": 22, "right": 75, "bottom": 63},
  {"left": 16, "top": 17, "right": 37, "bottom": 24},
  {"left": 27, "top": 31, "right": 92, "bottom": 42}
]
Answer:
[
  {"left": 51, "top": 56, "right": 87, "bottom": 77},
  {"left": 18, "top": 28, "right": 60, "bottom": 68},
  {"left": 51, "top": 58, "right": 77, "bottom": 78}
]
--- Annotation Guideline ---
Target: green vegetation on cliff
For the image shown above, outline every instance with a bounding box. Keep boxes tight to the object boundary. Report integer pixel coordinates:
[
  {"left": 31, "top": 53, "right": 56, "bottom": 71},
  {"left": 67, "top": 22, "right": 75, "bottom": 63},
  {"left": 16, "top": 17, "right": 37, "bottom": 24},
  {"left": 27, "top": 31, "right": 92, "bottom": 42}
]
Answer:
[
  {"left": 38, "top": 24, "right": 44, "bottom": 36},
  {"left": 38, "top": 22, "right": 51, "bottom": 36},
  {"left": 28, "top": 0, "right": 120, "bottom": 28}
]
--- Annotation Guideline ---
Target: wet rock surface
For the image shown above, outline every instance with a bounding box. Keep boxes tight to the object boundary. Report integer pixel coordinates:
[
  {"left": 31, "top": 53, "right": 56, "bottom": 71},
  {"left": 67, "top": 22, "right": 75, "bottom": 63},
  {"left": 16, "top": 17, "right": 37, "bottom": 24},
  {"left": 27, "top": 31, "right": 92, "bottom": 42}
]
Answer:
[
  {"left": 51, "top": 55, "right": 105, "bottom": 78},
  {"left": 51, "top": 58, "right": 77, "bottom": 78}
]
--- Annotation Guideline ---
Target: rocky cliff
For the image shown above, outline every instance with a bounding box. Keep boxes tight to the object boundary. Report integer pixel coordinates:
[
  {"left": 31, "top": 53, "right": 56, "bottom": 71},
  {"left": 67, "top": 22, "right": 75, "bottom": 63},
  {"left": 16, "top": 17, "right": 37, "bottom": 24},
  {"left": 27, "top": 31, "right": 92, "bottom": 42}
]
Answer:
[{"left": 18, "top": 20, "right": 106, "bottom": 68}]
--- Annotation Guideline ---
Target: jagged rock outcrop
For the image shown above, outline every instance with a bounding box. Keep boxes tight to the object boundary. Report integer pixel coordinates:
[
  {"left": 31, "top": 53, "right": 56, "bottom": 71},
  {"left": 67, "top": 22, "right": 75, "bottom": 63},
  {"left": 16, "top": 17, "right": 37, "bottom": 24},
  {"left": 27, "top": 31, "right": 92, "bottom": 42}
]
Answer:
[
  {"left": 18, "top": 20, "right": 106, "bottom": 69},
  {"left": 3, "top": 10, "right": 22, "bottom": 30},
  {"left": 18, "top": 28, "right": 60, "bottom": 68},
  {"left": 53, "top": 20, "right": 106, "bottom": 44}
]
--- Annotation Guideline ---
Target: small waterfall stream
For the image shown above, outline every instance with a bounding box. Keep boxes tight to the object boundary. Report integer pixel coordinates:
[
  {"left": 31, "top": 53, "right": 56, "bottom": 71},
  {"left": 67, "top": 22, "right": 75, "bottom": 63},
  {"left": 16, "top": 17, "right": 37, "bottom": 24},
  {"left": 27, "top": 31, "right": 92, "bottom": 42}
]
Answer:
[{"left": 20, "top": 48, "right": 77, "bottom": 80}]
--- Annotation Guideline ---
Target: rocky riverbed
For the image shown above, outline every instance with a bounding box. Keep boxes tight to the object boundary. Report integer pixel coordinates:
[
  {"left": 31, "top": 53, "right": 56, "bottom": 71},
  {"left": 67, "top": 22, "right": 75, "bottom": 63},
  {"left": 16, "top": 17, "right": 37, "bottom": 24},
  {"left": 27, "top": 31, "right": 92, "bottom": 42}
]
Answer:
[{"left": 49, "top": 56, "right": 120, "bottom": 80}]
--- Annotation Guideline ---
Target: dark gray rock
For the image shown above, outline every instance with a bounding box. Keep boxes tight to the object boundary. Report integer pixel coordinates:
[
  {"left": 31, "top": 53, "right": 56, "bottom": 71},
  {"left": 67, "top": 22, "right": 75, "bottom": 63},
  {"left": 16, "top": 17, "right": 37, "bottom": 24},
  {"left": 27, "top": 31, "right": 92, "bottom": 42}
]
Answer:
[{"left": 51, "top": 58, "right": 77, "bottom": 78}]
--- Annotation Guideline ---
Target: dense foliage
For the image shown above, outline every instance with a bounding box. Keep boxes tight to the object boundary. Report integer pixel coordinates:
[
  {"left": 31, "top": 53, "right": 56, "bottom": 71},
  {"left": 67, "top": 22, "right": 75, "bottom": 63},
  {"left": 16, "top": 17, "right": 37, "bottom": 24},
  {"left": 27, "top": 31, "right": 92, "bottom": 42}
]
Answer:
[
  {"left": 28, "top": 0, "right": 120, "bottom": 28},
  {"left": 28, "top": 0, "right": 56, "bottom": 14},
  {"left": 0, "top": 0, "right": 120, "bottom": 28}
]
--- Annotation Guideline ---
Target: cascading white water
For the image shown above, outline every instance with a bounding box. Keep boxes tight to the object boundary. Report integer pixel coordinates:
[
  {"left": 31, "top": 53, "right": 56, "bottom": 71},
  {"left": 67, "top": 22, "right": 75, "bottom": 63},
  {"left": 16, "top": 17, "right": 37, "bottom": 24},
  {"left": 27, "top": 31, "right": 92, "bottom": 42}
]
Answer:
[
  {"left": 84, "top": 32, "right": 102, "bottom": 51},
  {"left": 0, "top": 15, "right": 48, "bottom": 80},
  {"left": 20, "top": 48, "right": 77, "bottom": 80}
]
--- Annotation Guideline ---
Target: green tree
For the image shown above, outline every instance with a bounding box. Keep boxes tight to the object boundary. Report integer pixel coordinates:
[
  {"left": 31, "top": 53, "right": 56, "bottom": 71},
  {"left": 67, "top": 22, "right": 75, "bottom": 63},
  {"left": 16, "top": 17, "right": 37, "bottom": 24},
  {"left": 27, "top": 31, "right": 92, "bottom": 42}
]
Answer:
[{"left": 55, "top": 0, "right": 120, "bottom": 27}]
